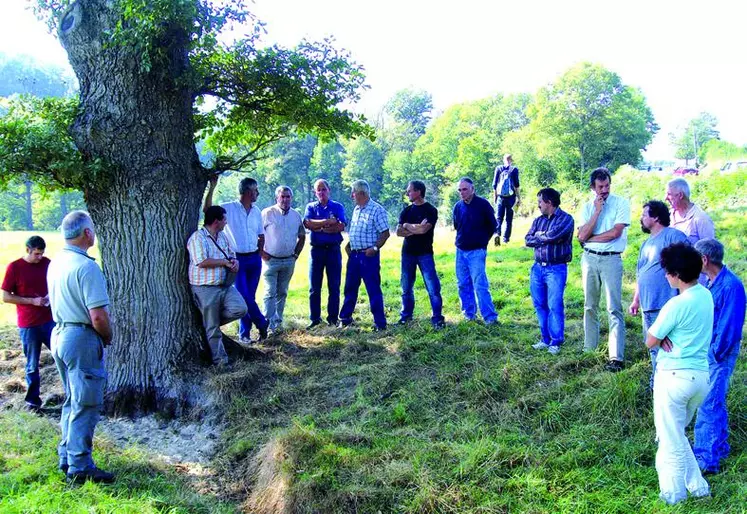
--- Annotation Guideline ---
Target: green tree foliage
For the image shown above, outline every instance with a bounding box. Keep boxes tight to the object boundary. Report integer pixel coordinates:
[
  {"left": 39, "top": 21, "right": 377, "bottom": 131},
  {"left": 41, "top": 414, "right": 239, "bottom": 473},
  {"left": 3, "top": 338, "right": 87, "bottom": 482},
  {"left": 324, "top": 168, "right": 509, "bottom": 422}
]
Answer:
[
  {"left": 527, "top": 62, "right": 658, "bottom": 186},
  {"left": 668, "top": 112, "right": 720, "bottom": 166}
]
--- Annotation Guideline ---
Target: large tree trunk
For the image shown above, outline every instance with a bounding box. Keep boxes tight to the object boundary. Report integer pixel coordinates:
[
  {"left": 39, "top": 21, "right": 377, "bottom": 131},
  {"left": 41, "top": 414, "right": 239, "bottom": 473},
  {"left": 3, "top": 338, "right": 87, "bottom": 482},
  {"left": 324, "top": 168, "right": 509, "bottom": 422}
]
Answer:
[
  {"left": 24, "top": 181, "right": 34, "bottom": 230},
  {"left": 58, "top": 0, "right": 211, "bottom": 415}
]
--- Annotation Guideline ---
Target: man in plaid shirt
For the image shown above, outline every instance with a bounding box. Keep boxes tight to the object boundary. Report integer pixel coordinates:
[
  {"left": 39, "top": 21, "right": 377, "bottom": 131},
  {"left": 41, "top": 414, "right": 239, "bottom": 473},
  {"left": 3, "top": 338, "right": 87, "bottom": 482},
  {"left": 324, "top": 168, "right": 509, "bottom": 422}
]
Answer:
[
  {"left": 187, "top": 206, "right": 248, "bottom": 365},
  {"left": 339, "top": 180, "right": 390, "bottom": 330}
]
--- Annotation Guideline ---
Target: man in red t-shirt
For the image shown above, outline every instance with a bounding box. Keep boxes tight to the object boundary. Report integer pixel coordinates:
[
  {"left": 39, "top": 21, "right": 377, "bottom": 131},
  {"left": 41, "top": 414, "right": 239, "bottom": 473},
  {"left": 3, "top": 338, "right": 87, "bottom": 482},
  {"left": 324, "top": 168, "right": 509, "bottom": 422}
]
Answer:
[{"left": 2, "top": 235, "right": 55, "bottom": 409}]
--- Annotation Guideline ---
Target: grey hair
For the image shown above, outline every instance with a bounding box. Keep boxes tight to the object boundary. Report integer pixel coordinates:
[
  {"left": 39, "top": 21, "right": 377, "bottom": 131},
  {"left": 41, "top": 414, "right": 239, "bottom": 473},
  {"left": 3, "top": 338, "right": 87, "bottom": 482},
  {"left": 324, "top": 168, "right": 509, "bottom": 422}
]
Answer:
[
  {"left": 314, "top": 178, "right": 330, "bottom": 190},
  {"left": 275, "top": 185, "right": 293, "bottom": 197},
  {"left": 351, "top": 180, "right": 370, "bottom": 195},
  {"left": 239, "top": 177, "right": 258, "bottom": 195},
  {"left": 61, "top": 210, "right": 94, "bottom": 240},
  {"left": 667, "top": 178, "right": 691, "bottom": 200},
  {"left": 694, "top": 238, "right": 724, "bottom": 267}
]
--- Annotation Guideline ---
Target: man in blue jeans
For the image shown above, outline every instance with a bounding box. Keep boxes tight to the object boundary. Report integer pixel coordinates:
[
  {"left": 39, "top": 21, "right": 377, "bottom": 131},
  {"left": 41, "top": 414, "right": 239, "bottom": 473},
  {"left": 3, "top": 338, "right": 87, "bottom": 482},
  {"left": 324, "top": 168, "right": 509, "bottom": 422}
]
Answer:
[
  {"left": 204, "top": 175, "right": 268, "bottom": 343},
  {"left": 524, "top": 188, "right": 574, "bottom": 355},
  {"left": 2, "top": 235, "right": 55, "bottom": 410},
  {"left": 693, "top": 238, "right": 746, "bottom": 475},
  {"left": 304, "top": 179, "right": 346, "bottom": 329},
  {"left": 492, "top": 154, "right": 521, "bottom": 245},
  {"left": 453, "top": 177, "right": 498, "bottom": 324},
  {"left": 339, "top": 180, "right": 390, "bottom": 331},
  {"left": 48, "top": 211, "right": 114, "bottom": 483},
  {"left": 396, "top": 180, "right": 444, "bottom": 328}
]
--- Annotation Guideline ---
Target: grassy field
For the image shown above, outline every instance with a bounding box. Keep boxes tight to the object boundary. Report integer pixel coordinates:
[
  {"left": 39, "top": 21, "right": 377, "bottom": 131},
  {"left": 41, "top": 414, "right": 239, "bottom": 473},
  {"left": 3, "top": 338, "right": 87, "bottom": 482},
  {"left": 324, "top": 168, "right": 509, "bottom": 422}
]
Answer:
[{"left": 1, "top": 172, "right": 746, "bottom": 512}]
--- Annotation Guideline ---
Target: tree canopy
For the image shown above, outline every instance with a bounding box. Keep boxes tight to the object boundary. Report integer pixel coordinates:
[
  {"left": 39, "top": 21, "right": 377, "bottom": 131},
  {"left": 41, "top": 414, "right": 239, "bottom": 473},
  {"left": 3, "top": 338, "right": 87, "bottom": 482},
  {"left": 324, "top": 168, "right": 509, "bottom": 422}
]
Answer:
[{"left": 669, "top": 112, "right": 719, "bottom": 166}]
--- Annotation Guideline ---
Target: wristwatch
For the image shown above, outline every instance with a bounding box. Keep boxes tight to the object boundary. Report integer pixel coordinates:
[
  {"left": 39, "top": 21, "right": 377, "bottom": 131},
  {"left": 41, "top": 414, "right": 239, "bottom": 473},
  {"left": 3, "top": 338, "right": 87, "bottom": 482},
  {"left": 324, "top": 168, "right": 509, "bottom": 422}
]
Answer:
[{"left": 371, "top": 246, "right": 379, "bottom": 252}]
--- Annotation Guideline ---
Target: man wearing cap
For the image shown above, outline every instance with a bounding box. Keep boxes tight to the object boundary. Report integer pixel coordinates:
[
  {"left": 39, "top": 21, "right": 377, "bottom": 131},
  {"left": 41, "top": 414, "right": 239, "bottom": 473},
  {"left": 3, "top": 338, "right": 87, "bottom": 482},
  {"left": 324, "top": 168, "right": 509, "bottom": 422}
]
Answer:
[
  {"left": 47, "top": 211, "right": 114, "bottom": 483},
  {"left": 577, "top": 168, "right": 630, "bottom": 372}
]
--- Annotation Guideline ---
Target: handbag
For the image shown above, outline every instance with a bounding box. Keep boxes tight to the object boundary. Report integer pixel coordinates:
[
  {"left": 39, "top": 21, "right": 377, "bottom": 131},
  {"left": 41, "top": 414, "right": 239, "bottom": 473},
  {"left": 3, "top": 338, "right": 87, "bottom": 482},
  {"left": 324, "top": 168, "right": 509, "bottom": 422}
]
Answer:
[{"left": 204, "top": 229, "right": 237, "bottom": 287}]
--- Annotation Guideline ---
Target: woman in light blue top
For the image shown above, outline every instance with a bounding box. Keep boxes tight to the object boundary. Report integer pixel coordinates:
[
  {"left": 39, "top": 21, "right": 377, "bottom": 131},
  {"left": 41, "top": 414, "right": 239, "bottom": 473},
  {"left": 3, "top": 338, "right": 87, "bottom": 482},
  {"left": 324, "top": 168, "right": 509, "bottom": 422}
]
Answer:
[{"left": 646, "top": 242, "right": 713, "bottom": 505}]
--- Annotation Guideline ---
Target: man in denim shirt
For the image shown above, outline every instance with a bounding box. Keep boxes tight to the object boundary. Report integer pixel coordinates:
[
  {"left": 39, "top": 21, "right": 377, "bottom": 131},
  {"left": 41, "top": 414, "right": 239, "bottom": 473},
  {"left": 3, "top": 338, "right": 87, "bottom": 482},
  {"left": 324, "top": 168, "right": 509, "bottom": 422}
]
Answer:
[
  {"left": 693, "top": 238, "right": 746, "bottom": 474},
  {"left": 396, "top": 180, "right": 444, "bottom": 328}
]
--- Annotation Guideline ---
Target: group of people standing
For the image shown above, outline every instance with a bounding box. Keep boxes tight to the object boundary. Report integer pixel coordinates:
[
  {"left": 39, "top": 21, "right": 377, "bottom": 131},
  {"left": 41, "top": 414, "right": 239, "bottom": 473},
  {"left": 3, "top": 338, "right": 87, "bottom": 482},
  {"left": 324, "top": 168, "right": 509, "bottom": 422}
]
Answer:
[{"left": 2, "top": 156, "right": 744, "bottom": 500}]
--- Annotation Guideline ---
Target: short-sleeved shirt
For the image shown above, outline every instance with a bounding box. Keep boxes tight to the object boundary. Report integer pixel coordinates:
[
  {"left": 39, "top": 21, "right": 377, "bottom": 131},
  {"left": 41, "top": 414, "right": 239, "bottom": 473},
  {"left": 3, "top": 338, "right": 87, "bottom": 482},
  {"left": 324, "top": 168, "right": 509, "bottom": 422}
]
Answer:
[
  {"left": 492, "top": 165, "right": 520, "bottom": 198},
  {"left": 648, "top": 284, "right": 713, "bottom": 372},
  {"left": 579, "top": 193, "right": 630, "bottom": 253},
  {"left": 2, "top": 257, "right": 53, "bottom": 328},
  {"left": 304, "top": 199, "right": 347, "bottom": 246},
  {"left": 47, "top": 246, "right": 109, "bottom": 324},
  {"left": 671, "top": 203, "right": 715, "bottom": 244},
  {"left": 262, "top": 205, "right": 304, "bottom": 257},
  {"left": 187, "top": 227, "right": 235, "bottom": 286},
  {"left": 221, "top": 201, "right": 263, "bottom": 253},
  {"left": 636, "top": 227, "right": 690, "bottom": 312},
  {"left": 348, "top": 200, "right": 389, "bottom": 251},
  {"left": 453, "top": 195, "right": 497, "bottom": 251},
  {"left": 399, "top": 202, "right": 438, "bottom": 256}
]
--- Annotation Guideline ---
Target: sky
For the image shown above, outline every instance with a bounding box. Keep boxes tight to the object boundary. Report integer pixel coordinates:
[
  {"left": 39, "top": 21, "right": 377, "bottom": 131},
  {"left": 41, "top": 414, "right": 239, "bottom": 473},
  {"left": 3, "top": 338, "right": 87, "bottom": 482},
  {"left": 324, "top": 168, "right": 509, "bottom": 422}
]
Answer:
[{"left": 2, "top": 0, "right": 746, "bottom": 161}]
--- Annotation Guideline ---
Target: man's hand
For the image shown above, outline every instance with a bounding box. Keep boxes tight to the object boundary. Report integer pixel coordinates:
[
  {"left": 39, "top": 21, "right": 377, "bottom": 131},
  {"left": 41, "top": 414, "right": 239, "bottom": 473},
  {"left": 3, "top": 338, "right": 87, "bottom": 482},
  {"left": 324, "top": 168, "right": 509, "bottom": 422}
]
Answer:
[
  {"left": 228, "top": 259, "right": 239, "bottom": 273},
  {"left": 30, "top": 297, "right": 46, "bottom": 307},
  {"left": 515, "top": 198, "right": 521, "bottom": 208},
  {"left": 261, "top": 250, "right": 271, "bottom": 262},
  {"left": 628, "top": 299, "right": 640, "bottom": 316},
  {"left": 344, "top": 243, "right": 351, "bottom": 256},
  {"left": 208, "top": 174, "right": 218, "bottom": 189},
  {"left": 593, "top": 195, "right": 605, "bottom": 212},
  {"left": 364, "top": 247, "right": 378, "bottom": 257},
  {"left": 661, "top": 337, "right": 673, "bottom": 352}
]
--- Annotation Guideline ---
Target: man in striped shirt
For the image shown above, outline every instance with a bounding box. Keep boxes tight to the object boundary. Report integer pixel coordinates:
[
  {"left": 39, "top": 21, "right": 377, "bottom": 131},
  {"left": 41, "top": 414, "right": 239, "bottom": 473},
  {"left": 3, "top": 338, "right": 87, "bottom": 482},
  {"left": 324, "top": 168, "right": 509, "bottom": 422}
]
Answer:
[
  {"left": 524, "top": 188, "right": 575, "bottom": 355},
  {"left": 187, "top": 206, "right": 248, "bottom": 365}
]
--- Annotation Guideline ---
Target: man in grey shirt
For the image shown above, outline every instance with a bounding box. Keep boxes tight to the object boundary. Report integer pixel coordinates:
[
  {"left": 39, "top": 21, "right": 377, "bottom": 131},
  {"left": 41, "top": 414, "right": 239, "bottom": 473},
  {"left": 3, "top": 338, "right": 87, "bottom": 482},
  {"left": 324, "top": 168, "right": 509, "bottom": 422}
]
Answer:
[
  {"left": 47, "top": 211, "right": 115, "bottom": 484},
  {"left": 628, "top": 200, "right": 689, "bottom": 388}
]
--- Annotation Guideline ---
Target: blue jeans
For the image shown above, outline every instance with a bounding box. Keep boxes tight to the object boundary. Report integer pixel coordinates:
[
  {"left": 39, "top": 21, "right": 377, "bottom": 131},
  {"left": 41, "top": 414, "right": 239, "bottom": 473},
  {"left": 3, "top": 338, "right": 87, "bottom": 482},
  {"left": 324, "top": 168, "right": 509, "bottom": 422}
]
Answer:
[
  {"left": 19, "top": 321, "right": 55, "bottom": 407},
  {"left": 340, "top": 251, "right": 387, "bottom": 329},
  {"left": 235, "top": 252, "right": 267, "bottom": 339},
  {"left": 400, "top": 252, "right": 444, "bottom": 325},
  {"left": 309, "top": 245, "right": 343, "bottom": 324},
  {"left": 51, "top": 324, "right": 107, "bottom": 473},
  {"left": 643, "top": 310, "right": 661, "bottom": 389},
  {"left": 694, "top": 351, "right": 739, "bottom": 472},
  {"left": 529, "top": 263, "right": 567, "bottom": 346},
  {"left": 496, "top": 195, "right": 516, "bottom": 241},
  {"left": 455, "top": 248, "right": 497, "bottom": 323}
]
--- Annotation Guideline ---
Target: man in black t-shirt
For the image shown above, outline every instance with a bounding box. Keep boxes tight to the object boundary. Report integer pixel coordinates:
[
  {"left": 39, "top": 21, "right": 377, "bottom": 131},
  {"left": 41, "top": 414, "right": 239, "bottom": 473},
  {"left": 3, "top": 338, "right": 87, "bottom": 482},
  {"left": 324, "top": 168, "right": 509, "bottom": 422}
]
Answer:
[{"left": 396, "top": 180, "right": 445, "bottom": 328}]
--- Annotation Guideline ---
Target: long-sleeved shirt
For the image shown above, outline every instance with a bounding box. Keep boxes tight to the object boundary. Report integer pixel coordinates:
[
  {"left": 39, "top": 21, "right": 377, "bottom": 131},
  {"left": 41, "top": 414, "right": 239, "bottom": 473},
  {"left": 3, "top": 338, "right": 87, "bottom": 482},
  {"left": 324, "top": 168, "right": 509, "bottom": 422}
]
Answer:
[
  {"left": 453, "top": 195, "right": 497, "bottom": 250},
  {"left": 708, "top": 265, "right": 746, "bottom": 363},
  {"left": 524, "top": 207, "right": 575, "bottom": 264}
]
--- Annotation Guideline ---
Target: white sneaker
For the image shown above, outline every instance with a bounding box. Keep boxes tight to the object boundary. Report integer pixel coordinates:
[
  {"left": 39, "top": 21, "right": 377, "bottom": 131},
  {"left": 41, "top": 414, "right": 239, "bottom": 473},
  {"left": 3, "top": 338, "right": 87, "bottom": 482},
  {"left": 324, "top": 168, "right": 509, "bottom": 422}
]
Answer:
[
  {"left": 547, "top": 346, "right": 560, "bottom": 355},
  {"left": 532, "top": 342, "right": 550, "bottom": 350}
]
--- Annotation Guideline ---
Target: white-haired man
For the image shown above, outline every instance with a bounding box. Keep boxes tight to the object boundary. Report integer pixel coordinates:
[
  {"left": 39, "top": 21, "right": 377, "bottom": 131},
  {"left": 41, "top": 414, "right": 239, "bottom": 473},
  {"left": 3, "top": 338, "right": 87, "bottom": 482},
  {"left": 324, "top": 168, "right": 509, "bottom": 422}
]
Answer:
[{"left": 666, "top": 178, "right": 715, "bottom": 244}]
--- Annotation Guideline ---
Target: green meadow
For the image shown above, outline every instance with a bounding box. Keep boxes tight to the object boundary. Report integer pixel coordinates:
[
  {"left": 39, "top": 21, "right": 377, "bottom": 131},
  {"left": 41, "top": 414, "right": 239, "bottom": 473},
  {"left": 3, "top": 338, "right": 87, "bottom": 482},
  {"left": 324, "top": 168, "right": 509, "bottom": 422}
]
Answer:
[{"left": 1, "top": 169, "right": 746, "bottom": 513}]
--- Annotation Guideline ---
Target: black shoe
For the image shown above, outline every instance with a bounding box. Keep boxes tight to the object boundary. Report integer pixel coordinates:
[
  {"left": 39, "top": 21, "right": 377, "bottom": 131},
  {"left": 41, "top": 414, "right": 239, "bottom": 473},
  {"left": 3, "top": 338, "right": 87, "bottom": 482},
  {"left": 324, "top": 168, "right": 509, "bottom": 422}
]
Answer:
[
  {"left": 306, "top": 320, "right": 322, "bottom": 330},
  {"left": 337, "top": 319, "right": 354, "bottom": 328},
  {"left": 59, "top": 463, "right": 69, "bottom": 474},
  {"left": 67, "top": 467, "right": 116, "bottom": 484},
  {"left": 503, "top": 238, "right": 509, "bottom": 244},
  {"left": 397, "top": 318, "right": 411, "bottom": 325},
  {"left": 327, "top": 320, "right": 338, "bottom": 327},
  {"left": 494, "top": 235, "right": 501, "bottom": 246},
  {"left": 258, "top": 325, "right": 269, "bottom": 341},
  {"left": 432, "top": 321, "right": 446, "bottom": 330},
  {"left": 604, "top": 360, "right": 624, "bottom": 372},
  {"left": 372, "top": 325, "right": 387, "bottom": 332}
]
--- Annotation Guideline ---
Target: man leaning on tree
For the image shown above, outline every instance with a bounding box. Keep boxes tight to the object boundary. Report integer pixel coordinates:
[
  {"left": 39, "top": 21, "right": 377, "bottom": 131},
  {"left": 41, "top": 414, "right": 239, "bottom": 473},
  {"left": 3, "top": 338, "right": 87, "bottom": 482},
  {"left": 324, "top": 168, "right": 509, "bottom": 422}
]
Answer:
[
  {"left": 577, "top": 168, "right": 630, "bottom": 372},
  {"left": 204, "top": 175, "right": 268, "bottom": 343},
  {"left": 2, "top": 235, "right": 55, "bottom": 411},
  {"left": 47, "top": 211, "right": 115, "bottom": 484}
]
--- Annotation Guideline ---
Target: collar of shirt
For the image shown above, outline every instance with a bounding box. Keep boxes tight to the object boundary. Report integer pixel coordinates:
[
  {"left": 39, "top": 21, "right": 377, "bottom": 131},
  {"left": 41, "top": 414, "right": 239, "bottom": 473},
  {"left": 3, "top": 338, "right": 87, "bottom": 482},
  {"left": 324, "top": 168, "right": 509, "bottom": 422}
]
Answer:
[{"left": 63, "top": 244, "right": 95, "bottom": 261}]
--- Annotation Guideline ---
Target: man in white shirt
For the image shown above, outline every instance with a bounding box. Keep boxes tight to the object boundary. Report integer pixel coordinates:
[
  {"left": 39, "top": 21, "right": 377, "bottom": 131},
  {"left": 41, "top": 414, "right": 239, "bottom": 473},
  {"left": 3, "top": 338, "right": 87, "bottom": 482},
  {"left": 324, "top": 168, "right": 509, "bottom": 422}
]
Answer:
[
  {"left": 204, "top": 176, "right": 268, "bottom": 342},
  {"left": 261, "top": 186, "right": 306, "bottom": 332},
  {"left": 577, "top": 168, "right": 631, "bottom": 372}
]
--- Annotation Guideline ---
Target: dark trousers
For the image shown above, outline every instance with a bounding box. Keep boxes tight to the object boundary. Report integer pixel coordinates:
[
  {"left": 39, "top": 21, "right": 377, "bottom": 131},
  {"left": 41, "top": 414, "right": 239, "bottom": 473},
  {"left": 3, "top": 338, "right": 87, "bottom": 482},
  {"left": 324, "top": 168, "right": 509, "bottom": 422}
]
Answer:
[
  {"left": 340, "top": 251, "right": 387, "bottom": 329},
  {"left": 400, "top": 252, "right": 444, "bottom": 325},
  {"left": 19, "top": 320, "right": 54, "bottom": 407},
  {"left": 496, "top": 195, "right": 517, "bottom": 241},
  {"left": 309, "top": 245, "right": 343, "bottom": 324},
  {"left": 235, "top": 252, "right": 267, "bottom": 339}
]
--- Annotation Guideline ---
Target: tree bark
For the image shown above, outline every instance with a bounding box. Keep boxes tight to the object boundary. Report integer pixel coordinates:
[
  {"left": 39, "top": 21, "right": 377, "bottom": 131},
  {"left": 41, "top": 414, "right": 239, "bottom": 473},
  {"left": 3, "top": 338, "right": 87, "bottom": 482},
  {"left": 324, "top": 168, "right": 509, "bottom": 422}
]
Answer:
[
  {"left": 24, "top": 181, "right": 34, "bottom": 230},
  {"left": 58, "top": 0, "right": 212, "bottom": 415}
]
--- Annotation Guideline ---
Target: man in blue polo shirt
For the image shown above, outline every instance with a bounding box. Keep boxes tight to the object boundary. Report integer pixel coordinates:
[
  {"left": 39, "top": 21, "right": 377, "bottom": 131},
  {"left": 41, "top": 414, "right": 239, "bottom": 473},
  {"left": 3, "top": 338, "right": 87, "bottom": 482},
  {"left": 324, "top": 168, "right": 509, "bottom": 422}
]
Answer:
[
  {"left": 453, "top": 177, "right": 498, "bottom": 324},
  {"left": 339, "top": 179, "right": 390, "bottom": 331},
  {"left": 693, "top": 238, "right": 746, "bottom": 475},
  {"left": 577, "top": 168, "right": 630, "bottom": 372},
  {"left": 304, "top": 179, "right": 347, "bottom": 329},
  {"left": 525, "top": 188, "right": 574, "bottom": 355}
]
